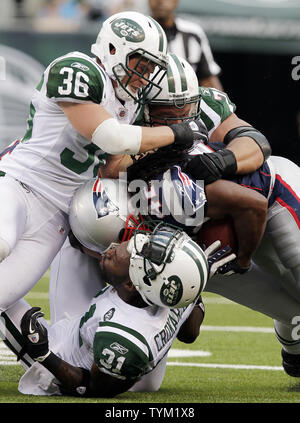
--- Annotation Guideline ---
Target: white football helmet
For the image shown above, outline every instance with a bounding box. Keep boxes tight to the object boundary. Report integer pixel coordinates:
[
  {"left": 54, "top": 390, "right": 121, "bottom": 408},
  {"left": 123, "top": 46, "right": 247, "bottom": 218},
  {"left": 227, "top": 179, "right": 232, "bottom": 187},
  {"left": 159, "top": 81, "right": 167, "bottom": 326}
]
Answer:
[
  {"left": 91, "top": 11, "right": 168, "bottom": 104},
  {"left": 144, "top": 53, "right": 201, "bottom": 125},
  {"left": 69, "top": 178, "right": 139, "bottom": 253},
  {"left": 127, "top": 222, "right": 209, "bottom": 308}
]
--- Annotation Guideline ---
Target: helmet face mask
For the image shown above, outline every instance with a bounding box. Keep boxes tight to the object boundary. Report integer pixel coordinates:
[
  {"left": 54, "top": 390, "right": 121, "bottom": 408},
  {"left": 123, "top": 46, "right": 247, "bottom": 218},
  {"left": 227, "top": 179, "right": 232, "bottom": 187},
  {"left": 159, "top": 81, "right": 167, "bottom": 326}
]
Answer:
[
  {"left": 144, "top": 53, "right": 201, "bottom": 125},
  {"left": 114, "top": 49, "right": 167, "bottom": 105},
  {"left": 91, "top": 12, "right": 168, "bottom": 105},
  {"left": 128, "top": 222, "right": 209, "bottom": 308}
]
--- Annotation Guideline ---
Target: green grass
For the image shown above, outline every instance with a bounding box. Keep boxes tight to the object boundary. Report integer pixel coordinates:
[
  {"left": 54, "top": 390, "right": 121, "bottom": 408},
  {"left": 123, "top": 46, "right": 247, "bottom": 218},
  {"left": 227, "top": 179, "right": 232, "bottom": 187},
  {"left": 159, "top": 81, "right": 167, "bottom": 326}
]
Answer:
[{"left": 1, "top": 273, "right": 300, "bottom": 403}]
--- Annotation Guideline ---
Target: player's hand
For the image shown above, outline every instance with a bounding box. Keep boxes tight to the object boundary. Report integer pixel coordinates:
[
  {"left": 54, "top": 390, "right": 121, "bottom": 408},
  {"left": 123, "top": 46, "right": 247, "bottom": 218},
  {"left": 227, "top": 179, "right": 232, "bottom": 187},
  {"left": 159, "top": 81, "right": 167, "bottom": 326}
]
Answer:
[
  {"left": 170, "top": 120, "right": 209, "bottom": 151},
  {"left": 215, "top": 259, "right": 251, "bottom": 276},
  {"left": 204, "top": 240, "right": 236, "bottom": 278},
  {"left": 184, "top": 150, "right": 237, "bottom": 184},
  {"left": 19, "top": 307, "right": 50, "bottom": 362}
]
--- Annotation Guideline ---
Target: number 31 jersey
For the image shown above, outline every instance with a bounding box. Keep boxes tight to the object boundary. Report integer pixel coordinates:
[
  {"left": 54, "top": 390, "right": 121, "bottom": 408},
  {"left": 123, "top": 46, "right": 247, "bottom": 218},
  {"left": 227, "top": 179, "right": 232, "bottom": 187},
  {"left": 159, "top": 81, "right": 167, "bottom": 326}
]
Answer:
[
  {"left": 49, "top": 286, "right": 194, "bottom": 382},
  {"left": 0, "top": 52, "right": 140, "bottom": 213}
]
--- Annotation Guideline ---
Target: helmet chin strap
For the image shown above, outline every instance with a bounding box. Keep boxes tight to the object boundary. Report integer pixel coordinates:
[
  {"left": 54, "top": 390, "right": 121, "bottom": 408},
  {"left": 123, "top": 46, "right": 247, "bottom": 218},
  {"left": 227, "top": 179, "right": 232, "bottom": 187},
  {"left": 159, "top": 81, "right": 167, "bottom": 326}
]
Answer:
[{"left": 114, "top": 82, "right": 137, "bottom": 103}]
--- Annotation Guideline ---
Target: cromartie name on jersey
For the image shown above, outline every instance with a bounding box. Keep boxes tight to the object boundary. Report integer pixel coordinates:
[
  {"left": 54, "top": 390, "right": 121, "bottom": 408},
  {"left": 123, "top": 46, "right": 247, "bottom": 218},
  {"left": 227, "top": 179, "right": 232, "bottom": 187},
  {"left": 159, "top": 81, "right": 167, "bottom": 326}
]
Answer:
[
  {"left": 112, "top": 19, "right": 145, "bottom": 42},
  {"left": 154, "top": 308, "right": 185, "bottom": 352}
]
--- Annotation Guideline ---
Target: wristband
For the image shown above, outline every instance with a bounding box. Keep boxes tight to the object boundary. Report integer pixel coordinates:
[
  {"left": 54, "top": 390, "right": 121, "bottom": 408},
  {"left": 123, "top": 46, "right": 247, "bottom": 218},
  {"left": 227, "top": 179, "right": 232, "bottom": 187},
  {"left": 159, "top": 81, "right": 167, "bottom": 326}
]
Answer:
[
  {"left": 40, "top": 351, "right": 62, "bottom": 372},
  {"left": 195, "top": 296, "right": 205, "bottom": 315}
]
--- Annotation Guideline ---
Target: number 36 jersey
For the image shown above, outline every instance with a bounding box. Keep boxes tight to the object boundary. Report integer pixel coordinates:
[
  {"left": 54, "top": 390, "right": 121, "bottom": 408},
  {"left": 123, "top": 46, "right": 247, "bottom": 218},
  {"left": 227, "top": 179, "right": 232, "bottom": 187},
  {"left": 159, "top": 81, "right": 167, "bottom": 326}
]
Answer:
[
  {"left": 49, "top": 286, "right": 193, "bottom": 382},
  {"left": 0, "top": 52, "right": 140, "bottom": 213}
]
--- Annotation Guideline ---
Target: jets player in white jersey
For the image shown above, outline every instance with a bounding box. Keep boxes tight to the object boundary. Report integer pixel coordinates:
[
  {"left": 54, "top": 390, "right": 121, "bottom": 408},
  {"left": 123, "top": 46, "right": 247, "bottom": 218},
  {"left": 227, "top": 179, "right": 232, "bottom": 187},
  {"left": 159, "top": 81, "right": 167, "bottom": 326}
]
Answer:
[
  {"left": 0, "top": 11, "right": 217, "bottom": 314},
  {"left": 1, "top": 224, "right": 233, "bottom": 397}
]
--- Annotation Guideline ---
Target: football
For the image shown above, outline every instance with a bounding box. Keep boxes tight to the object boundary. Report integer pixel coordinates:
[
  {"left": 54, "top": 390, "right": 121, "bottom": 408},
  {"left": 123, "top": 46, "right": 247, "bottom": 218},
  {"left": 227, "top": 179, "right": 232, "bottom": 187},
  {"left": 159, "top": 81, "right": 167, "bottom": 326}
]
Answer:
[{"left": 196, "top": 217, "right": 238, "bottom": 253}]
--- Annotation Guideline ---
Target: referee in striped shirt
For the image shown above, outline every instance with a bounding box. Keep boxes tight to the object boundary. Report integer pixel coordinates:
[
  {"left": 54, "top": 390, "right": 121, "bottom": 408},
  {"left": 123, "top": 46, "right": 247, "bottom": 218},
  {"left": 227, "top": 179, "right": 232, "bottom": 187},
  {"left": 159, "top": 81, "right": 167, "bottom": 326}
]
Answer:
[{"left": 148, "top": 0, "right": 223, "bottom": 91}]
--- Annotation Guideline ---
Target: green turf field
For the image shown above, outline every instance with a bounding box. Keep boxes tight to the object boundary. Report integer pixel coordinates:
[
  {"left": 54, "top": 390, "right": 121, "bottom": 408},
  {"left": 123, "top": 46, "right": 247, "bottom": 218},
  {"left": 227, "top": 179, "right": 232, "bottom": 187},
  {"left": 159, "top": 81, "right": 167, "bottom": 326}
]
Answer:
[{"left": 1, "top": 271, "right": 299, "bottom": 404}]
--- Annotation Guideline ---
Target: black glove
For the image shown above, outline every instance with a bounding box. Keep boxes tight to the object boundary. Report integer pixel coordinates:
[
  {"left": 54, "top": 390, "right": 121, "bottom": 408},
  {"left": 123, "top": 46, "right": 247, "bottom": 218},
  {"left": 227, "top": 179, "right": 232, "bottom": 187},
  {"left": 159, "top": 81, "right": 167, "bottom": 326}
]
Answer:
[
  {"left": 203, "top": 241, "right": 237, "bottom": 278},
  {"left": 216, "top": 259, "right": 251, "bottom": 276},
  {"left": 19, "top": 307, "right": 50, "bottom": 362},
  {"left": 170, "top": 120, "right": 209, "bottom": 151},
  {"left": 184, "top": 149, "right": 237, "bottom": 184}
]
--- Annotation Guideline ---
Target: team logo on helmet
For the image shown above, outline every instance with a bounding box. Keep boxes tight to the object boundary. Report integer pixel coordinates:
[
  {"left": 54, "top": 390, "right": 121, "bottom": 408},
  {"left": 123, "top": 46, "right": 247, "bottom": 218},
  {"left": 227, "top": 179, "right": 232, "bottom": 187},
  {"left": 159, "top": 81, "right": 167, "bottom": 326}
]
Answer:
[
  {"left": 111, "top": 18, "right": 145, "bottom": 42},
  {"left": 160, "top": 275, "right": 183, "bottom": 307}
]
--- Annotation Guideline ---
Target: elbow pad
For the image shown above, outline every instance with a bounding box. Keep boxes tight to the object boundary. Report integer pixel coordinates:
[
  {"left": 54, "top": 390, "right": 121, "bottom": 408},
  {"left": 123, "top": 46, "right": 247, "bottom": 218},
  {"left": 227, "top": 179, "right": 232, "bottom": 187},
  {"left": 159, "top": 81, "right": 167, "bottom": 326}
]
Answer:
[
  {"left": 92, "top": 118, "right": 142, "bottom": 155},
  {"left": 223, "top": 126, "right": 271, "bottom": 161}
]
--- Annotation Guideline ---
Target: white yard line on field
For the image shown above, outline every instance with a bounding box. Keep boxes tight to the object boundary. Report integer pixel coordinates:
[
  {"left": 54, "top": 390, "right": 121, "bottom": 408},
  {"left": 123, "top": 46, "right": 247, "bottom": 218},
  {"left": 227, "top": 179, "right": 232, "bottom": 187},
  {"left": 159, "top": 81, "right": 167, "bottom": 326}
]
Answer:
[
  {"left": 167, "top": 362, "right": 283, "bottom": 371},
  {"left": 25, "top": 292, "right": 49, "bottom": 300},
  {"left": 201, "top": 325, "right": 274, "bottom": 333}
]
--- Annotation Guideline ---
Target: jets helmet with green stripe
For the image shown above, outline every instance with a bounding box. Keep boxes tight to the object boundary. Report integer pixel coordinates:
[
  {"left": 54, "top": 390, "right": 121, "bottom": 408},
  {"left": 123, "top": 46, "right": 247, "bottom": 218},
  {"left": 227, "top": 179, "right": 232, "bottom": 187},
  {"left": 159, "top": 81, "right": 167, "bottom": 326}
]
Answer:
[
  {"left": 144, "top": 53, "right": 201, "bottom": 125},
  {"left": 91, "top": 11, "right": 168, "bottom": 104},
  {"left": 127, "top": 222, "right": 209, "bottom": 308}
]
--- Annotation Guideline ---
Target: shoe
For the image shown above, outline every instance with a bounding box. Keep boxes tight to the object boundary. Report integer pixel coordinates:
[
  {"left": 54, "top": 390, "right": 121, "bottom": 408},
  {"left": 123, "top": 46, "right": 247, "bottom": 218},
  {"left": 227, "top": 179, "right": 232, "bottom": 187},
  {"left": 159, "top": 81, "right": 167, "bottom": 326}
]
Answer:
[{"left": 282, "top": 348, "right": 300, "bottom": 377}]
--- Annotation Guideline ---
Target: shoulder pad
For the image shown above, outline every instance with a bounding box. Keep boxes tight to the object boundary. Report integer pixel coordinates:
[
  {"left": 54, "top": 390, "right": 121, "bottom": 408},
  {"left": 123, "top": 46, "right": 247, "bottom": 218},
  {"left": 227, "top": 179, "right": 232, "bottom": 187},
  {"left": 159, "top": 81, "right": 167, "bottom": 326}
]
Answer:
[{"left": 46, "top": 53, "right": 106, "bottom": 104}]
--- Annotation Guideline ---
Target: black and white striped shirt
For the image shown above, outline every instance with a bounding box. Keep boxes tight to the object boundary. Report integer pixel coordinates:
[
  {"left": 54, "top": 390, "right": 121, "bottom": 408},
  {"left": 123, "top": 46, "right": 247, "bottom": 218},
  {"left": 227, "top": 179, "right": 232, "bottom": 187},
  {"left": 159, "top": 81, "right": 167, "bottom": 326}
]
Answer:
[{"left": 164, "top": 17, "right": 221, "bottom": 81}]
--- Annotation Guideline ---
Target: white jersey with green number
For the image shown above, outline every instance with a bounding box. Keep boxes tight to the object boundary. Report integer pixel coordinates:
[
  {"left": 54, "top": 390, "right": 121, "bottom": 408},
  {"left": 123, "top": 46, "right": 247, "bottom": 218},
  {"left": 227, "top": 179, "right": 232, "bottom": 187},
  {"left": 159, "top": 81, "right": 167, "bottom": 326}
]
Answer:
[
  {"left": 0, "top": 52, "right": 140, "bottom": 213},
  {"left": 48, "top": 286, "right": 193, "bottom": 382}
]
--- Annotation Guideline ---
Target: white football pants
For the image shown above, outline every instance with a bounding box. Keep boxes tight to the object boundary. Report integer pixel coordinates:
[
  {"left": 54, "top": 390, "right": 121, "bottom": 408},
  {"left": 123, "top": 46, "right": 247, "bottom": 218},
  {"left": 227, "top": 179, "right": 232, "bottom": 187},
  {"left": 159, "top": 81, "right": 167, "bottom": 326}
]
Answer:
[
  {"left": 49, "top": 238, "right": 106, "bottom": 323},
  {"left": 0, "top": 175, "right": 68, "bottom": 312}
]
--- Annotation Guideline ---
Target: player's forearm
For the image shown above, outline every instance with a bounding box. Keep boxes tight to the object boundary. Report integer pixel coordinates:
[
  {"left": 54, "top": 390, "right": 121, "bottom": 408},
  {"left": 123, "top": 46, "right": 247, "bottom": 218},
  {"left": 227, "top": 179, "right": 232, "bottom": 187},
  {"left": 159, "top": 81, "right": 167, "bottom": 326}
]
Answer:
[
  {"left": 206, "top": 180, "right": 268, "bottom": 268},
  {"left": 226, "top": 137, "right": 264, "bottom": 174},
  {"left": 139, "top": 126, "right": 174, "bottom": 153},
  {"left": 177, "top": 298, "right": 205, "bottom": 343},
  {"left": 41, "top": 352, "right": 91, "bottom": 395},
  {"left": 231, "top": 197, "right": 267, "bottom": 268}
]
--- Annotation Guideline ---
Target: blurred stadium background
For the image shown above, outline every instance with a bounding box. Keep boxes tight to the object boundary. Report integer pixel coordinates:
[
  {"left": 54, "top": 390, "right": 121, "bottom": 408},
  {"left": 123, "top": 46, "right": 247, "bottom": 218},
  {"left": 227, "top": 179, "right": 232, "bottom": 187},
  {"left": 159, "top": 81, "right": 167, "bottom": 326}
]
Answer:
[{"left": 0, "top": 0, "right": 299, "bottom": 164}]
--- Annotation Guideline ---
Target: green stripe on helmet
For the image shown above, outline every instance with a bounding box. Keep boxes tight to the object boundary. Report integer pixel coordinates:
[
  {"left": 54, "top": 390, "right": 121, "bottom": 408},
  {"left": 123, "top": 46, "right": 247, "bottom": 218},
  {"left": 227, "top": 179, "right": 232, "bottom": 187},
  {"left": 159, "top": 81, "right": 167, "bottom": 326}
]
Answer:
[
  {"left": 183, "top": 242, "right": 208, "bottom": 295},
  {"left": 167, "top": 59, "right": 176, "bottom": 93},
  {"left": 170, "top": 53, "right": 188, "bottom": 93},
  {"left": 187, "top": 240, "right": 209, "bottom": 273},
  {"left": 148, "top": 16, "right": 165, "bottom": 53}
]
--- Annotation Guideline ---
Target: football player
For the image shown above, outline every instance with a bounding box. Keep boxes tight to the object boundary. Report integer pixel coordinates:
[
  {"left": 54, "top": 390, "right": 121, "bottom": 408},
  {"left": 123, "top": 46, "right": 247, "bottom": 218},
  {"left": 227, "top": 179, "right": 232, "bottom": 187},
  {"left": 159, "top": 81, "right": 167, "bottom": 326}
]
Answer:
[
  {"left": 0, "top": 11, "right": 213, "bottom": 313},
  {"left": 1, "top": 224, "right": 233, "bottom": 397}
]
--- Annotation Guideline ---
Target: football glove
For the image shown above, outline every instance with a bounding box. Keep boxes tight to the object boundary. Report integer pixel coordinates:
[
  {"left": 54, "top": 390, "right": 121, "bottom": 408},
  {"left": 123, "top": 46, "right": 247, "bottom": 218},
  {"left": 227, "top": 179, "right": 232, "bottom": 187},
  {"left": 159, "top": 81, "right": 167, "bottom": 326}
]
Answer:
[
  {"left": 19, "top": 307, "right": 50, "bottom": 362},
  {"left": 215, "top": 258, "right": 251, "bottom": 276},
  {"left": 204, "top": 241, "right": 236, "bottom": 278},
  {"left": 170, "top": 120, "right": 209, "bottom": 151},
  {"left": 184, "top": 149, "right": 237, "bottom": 184}
]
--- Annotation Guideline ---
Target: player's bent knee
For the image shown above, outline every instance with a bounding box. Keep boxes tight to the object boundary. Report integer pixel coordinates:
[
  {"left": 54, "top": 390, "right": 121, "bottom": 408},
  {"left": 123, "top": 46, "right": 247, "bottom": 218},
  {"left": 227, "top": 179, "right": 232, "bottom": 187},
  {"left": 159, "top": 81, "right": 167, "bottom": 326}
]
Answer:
[{"left": 0, "top": 238, "right": 10, "bottom": 263}]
